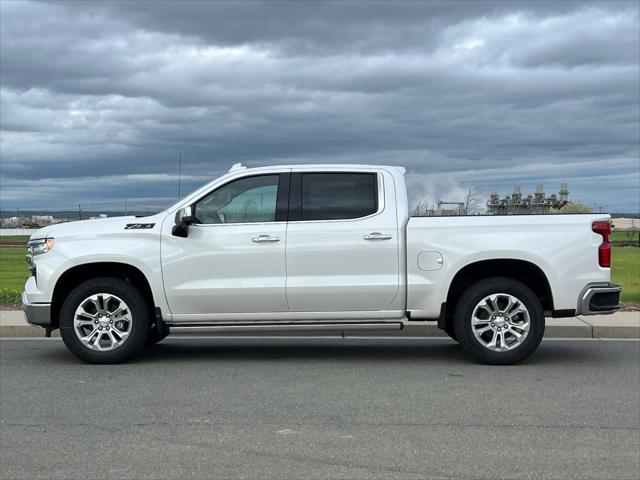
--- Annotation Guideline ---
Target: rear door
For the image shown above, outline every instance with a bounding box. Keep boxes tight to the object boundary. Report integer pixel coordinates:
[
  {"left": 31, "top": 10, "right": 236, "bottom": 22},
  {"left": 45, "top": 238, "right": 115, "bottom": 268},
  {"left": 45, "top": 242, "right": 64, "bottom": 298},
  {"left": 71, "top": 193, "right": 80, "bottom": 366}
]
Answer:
[{"left": 285, "top": 169, "right": 400, "bottom": 312}]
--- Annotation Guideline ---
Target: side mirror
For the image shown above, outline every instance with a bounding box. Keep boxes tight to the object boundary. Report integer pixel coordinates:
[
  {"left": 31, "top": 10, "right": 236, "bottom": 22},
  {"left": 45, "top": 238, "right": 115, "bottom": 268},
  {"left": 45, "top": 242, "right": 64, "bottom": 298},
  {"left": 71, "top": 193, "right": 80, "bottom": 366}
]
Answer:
[{"left": 172, "top": 206, "right": 195, "bottom": 238}]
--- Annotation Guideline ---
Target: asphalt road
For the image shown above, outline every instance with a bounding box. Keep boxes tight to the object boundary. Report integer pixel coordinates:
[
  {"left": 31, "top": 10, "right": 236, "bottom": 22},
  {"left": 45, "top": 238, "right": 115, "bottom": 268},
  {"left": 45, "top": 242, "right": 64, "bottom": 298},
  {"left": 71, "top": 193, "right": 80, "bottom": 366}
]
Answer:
[{"left": 1, "top": 338, "right": 639, "bottom": 480}]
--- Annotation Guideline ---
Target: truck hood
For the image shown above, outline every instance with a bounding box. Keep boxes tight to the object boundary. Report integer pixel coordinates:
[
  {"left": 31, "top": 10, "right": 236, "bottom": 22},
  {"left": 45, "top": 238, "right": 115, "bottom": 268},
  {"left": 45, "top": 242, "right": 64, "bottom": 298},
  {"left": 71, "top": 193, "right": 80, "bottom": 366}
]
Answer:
[{"left": 29, "top": 214, "right": 165, "bottom": 240}]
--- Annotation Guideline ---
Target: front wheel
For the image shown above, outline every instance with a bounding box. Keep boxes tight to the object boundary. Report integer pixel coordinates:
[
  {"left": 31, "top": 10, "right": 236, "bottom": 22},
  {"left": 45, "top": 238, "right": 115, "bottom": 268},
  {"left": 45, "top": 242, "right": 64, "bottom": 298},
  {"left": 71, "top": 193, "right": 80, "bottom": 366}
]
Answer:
[
  {"left": 59, "top": 277, "right": 151, "bottom": 364},
  {"left": 453, "top": 277, "right": 545, "bottom": 365}
]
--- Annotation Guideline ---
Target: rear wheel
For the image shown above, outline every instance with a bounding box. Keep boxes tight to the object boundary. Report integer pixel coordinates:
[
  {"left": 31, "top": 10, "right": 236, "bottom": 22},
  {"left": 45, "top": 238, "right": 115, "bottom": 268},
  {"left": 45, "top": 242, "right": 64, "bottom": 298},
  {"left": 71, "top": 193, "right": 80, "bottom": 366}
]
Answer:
[
  {"left": 453, "top": 277, "right": 544, "bottom": 365},
  {"left": 59, "top": 277, "right": 150, "bottom": 363}
]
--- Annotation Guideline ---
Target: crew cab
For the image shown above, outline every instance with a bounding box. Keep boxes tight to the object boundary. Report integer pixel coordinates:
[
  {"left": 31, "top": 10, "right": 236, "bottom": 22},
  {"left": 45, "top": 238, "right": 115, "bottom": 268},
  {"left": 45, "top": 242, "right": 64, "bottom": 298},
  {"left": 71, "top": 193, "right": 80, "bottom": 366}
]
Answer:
[{"left": 22, "top": 164, "right": 621, "bottom": 364}]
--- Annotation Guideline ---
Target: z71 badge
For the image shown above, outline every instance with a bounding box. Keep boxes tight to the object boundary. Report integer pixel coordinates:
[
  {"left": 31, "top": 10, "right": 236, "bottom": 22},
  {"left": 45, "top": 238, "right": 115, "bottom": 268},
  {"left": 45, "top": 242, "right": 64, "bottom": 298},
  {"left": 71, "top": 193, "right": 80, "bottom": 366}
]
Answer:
[{"left": 124, "top": 223, "right": 155, "bottom": 229}]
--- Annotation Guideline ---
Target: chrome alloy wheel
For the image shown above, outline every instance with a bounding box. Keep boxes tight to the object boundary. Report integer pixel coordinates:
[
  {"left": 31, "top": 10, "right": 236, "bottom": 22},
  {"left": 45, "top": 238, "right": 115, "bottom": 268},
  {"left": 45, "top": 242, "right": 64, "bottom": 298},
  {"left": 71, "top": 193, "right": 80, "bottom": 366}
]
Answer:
[
  {"left": 471, "top": 293, "right": 530, "bottom": 352},
  {"left": 73, "top": 293, "right": 133, "bottom": 351}
]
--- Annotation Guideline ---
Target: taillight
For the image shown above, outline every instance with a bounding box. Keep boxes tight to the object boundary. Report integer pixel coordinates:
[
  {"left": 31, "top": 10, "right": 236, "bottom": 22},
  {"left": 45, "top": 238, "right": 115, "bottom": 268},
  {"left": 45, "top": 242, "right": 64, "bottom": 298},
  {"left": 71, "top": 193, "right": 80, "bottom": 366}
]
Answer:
[{"left": 592, "top": 221, "right": 611, "bottom": 268}]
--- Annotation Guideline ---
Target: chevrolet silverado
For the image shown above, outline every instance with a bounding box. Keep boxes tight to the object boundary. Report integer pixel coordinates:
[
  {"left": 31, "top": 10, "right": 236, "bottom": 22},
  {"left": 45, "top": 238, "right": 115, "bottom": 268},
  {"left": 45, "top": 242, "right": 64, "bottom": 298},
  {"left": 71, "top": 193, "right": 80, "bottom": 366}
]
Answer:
[{"left": 22, "top": 164, "right": 621, "bottom": 364}]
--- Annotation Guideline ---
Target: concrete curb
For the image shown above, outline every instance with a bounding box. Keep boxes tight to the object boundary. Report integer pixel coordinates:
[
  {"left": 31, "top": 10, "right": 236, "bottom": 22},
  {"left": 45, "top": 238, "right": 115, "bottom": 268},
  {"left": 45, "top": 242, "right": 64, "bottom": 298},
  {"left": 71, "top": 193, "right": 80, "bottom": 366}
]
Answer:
[{"left": 1, "top": 310, "right": 638, "bottom": 339}]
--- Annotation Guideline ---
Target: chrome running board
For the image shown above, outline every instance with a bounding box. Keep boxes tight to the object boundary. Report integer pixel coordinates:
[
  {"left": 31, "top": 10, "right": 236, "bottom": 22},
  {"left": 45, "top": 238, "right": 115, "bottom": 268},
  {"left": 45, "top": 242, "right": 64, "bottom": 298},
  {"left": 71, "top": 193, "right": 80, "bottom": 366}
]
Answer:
[{"left": 166, "top": 321, "right": 403, "bottom": 333}]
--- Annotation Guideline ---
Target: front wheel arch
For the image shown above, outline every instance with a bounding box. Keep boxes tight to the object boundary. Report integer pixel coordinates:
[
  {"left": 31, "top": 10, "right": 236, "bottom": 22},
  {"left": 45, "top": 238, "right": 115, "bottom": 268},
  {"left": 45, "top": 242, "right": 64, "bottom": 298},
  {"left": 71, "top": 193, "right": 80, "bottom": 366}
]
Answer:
[{"left": 51, "top": 262, "right": 155, "bottom": 330}]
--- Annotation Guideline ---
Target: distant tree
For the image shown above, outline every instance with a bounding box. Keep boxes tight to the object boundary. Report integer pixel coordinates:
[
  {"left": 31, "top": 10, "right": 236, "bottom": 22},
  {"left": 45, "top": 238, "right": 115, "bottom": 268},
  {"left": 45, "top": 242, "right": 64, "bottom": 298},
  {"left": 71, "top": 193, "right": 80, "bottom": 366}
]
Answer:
[
  {"left": 462, "top": 185, "right": 482, "bottom": 215},
  {"left": 413, "top": 200, "right": 432, "bottom": 217},
  {"left": 555, "top": 201, "right": 592, "bottom": 214}
]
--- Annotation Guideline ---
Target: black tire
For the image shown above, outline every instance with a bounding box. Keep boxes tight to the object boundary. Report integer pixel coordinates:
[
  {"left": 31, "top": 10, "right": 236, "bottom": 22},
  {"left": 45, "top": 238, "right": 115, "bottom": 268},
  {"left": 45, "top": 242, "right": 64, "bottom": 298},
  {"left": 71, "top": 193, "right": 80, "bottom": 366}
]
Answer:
[
  {"left": 146, "top": 322, "right": 170, "bottom": 346},
  {"left": 453, "top": 277, "right": 545, "bottom": 365},
  {"left": 59, "top": 277, "right": 151, "bottom": 364}
]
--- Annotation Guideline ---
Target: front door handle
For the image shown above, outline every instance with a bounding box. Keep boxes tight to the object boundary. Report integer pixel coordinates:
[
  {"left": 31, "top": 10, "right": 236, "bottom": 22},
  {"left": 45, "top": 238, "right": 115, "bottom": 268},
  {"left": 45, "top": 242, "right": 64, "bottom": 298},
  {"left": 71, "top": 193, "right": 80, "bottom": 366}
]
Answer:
[
  {"left": 363, "top": 232, "right": 392, "bottom": 241},
  {"left": 252, "top": 234, "right": 280, "bottom": 243}
]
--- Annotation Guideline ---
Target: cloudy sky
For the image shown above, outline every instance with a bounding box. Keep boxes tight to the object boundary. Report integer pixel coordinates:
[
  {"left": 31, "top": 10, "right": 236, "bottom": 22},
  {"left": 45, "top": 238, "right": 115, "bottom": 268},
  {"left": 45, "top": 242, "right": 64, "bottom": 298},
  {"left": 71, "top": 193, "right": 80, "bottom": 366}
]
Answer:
[{"left": 1, "top": 0, "right": 639, "bottom": 212}]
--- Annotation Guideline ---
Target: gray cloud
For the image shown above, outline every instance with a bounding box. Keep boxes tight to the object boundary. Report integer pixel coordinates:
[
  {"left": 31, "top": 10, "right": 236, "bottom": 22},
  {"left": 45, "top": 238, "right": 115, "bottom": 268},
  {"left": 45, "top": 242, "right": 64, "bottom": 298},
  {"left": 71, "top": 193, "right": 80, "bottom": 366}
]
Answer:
[{"left": 1, "top": 0, "right": 638, "bottom": 211}]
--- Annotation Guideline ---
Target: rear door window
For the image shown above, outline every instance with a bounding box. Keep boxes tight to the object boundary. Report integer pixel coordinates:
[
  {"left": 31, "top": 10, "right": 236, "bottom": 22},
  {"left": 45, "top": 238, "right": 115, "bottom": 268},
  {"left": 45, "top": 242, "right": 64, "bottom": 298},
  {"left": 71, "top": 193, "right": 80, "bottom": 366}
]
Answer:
[{"left": 300, "top": 173, "right": 378, "bottom": 221}]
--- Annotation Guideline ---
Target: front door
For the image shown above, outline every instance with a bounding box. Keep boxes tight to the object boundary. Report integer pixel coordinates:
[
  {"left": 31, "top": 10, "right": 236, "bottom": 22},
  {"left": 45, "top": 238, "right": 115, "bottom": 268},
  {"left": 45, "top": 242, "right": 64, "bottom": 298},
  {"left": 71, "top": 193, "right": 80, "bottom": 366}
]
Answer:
[
  {"left": 161, "top": 172, "right": 290, "bottom": 318},
  {"left": 285, "top": 170, "right": 400, "bottom": 312}
]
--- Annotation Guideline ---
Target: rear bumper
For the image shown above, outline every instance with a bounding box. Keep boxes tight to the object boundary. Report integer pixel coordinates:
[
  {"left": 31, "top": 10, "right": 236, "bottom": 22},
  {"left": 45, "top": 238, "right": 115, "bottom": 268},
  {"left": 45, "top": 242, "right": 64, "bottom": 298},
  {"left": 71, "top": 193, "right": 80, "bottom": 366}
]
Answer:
[
  {"left": 22, "top": 291, "right": 51, "bottom": 327},
  {"left": 578, "top": 283, "right": 621, "bottom": 315}
]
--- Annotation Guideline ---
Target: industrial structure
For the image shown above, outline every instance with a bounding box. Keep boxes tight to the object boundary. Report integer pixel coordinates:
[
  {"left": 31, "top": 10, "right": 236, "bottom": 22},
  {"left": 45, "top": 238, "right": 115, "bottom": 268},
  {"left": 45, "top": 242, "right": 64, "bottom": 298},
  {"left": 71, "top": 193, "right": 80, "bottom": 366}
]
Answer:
[
  {"left": 436, "top": 201, "right": 465, "bottom": 216},
  {"left": 413, "top": 201, "right": 465, "bottom": 216},
  {"left": 487, "top": 184, "right": 569, "bottom": 215}
]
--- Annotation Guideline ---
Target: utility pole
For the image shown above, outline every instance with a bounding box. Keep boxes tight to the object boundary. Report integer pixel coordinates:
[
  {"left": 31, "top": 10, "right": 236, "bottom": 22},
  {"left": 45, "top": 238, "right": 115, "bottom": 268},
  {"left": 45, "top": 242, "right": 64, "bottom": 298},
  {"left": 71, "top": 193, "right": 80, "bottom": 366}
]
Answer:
[
  {"left": 178, "top": 152, "right": 182, "bottom": 198},
  {"left": 124, "top": 198, "right": 128, "bottom": 216},
  {"left": 78, "top": 203, "right": 82, "bottom": 221}
]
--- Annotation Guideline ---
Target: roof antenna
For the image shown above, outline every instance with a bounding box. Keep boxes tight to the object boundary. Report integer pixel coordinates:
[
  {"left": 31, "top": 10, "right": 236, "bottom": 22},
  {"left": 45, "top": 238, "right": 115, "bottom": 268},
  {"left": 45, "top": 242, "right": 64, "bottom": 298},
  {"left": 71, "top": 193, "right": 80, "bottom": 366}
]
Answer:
[
  {"left": 177, "top": 152, "right": 182, "bottom": 198},
  {"left": 229, "top": 162, "right": 246, "bottom": 172}
]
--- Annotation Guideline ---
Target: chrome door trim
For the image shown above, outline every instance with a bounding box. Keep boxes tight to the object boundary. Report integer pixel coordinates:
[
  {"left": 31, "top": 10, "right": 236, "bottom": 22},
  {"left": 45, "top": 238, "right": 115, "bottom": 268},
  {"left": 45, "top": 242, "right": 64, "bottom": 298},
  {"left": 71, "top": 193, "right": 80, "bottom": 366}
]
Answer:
[
  {"left": 252, "top": 235, "right": 281, "bottom": 243},
  {"left": 363, "top": 232, "right": 393, "bottom": 240}
]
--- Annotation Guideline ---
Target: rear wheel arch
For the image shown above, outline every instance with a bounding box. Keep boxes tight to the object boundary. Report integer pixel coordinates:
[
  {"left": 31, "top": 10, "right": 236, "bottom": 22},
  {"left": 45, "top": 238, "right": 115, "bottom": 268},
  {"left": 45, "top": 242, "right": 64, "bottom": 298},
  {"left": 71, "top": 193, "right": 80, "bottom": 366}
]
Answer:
[
  {"left": 51, "top": 262, "right": 155, "bottom": 329},
  {"left": 441, "top": 259, "right": 553, "bottom": 333}
]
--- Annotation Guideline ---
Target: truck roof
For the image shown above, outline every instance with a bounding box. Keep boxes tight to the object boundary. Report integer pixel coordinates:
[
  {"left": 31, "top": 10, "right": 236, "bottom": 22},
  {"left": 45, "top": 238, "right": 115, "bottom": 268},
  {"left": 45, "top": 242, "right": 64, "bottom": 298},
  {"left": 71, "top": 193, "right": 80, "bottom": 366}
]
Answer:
[{"left": 228, "top": 163, "right": 406, "bottom": 175}]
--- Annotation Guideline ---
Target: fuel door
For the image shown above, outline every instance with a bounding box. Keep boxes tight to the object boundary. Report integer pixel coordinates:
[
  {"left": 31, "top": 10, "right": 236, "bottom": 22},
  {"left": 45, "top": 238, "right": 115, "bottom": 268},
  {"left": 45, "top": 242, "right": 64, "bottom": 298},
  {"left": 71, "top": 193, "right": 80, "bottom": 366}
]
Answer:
[{"left": 417, "top": 251, "right": 444, "bottom": 271}]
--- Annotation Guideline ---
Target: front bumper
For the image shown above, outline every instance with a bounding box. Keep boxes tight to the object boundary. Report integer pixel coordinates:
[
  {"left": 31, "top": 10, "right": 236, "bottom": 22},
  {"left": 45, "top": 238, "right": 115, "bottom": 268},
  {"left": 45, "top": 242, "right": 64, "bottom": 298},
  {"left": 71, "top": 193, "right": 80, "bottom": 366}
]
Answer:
[
  {"left": 22, "top": 291, "right": 51, "bottom": 327},
  {"left": 578, "top": 283, "right": 621, "bottom": 315}
]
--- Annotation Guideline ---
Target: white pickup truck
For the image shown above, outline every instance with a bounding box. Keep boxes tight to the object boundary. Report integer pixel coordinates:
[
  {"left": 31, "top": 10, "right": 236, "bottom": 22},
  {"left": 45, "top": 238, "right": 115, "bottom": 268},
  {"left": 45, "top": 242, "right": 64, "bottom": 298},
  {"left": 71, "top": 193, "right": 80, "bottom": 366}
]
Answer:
[{"left": 23, "top": 164, "right": 620, "bottom": 364}]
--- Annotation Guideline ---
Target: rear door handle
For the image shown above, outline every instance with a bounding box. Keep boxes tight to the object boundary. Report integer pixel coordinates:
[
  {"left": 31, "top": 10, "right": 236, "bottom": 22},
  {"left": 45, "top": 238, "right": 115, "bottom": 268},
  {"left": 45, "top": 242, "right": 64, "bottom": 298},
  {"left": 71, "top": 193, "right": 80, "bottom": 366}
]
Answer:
[
  {"left": 252, "top": 234, "right": 280, "bottom": 243},
  {"left": 363, "top": 232, "right": 392, "bottom": 241}
]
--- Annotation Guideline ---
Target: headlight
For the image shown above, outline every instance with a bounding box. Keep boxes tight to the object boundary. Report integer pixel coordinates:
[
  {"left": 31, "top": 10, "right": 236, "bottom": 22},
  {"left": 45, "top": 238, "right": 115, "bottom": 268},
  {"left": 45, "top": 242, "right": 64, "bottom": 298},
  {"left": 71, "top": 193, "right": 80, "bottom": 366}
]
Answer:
[{"left": 28, "top": 237, "right": 55, "bottom": 256}]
